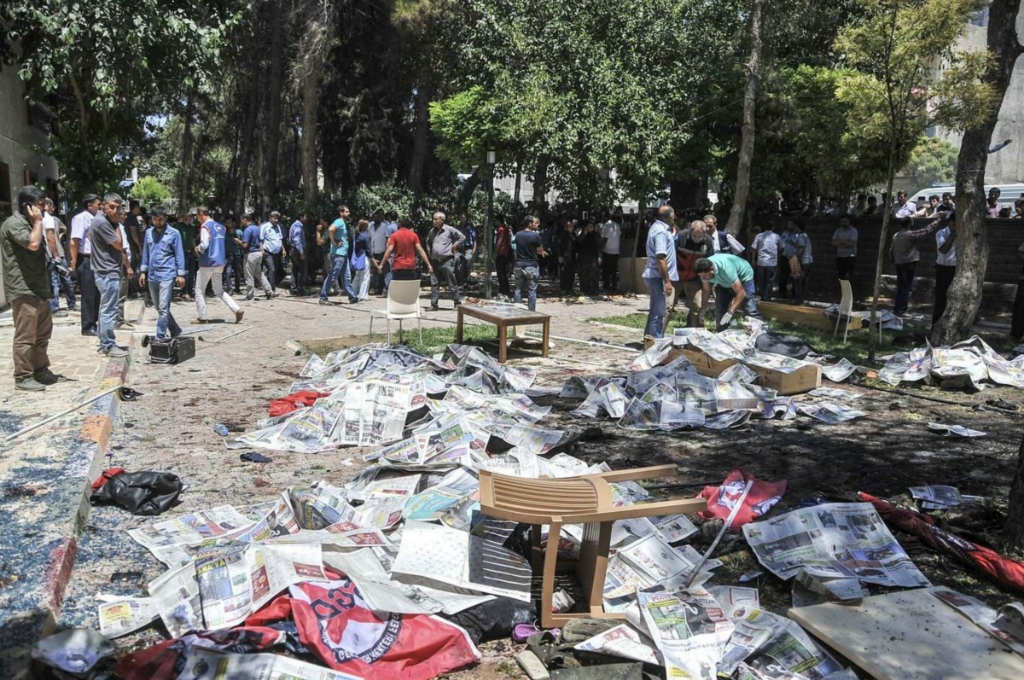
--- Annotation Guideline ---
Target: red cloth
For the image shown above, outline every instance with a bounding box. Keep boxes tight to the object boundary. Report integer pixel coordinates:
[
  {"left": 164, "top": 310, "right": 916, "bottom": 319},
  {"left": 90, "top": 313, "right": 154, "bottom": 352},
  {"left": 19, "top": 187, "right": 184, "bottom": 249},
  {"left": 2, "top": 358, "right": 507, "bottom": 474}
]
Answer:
[
  {"left": 269, "top": 390, "right": 330, "bottom": 417},
  {"left": 91, "top": 467, "right": 125, "bottom": 491},
  {"left": 698, "top": 468, "right": 787, "bottom": 529},
  {"left": 859, "top": 492, "right": 1024, "bottom": 594},
  {"left": 114, "top": 627, "right": 286, "bottom": 680},
  {"left": 388, "top": 228, "right": 422, "bottom": 271},
  {"left": 289, "top": 581, "right": 480, "bottom": 680}
]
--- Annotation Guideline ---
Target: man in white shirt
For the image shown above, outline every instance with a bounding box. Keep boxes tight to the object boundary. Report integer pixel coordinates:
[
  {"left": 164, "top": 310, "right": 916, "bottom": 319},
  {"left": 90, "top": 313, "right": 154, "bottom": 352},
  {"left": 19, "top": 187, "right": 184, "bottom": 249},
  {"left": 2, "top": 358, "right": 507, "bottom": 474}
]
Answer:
[
  {"left": 831, "top": 217, "right": 858, "bottom": 283},
  {"left": 791, "top": 222, "right": 813, "bottom": 305},
  {"left": 892, "top": 191, "right": 917, "bottom": 218},
  {"left": 751, "top": 224, "right": 781, "bottom": 301},
  {"left": 933, "top": 212, "right": 957, "bottom": 327},
  {"left": 115, "top": 215, "right": 135, "bottom": 328},
  {"left": 42, "top": 198, "right": 76, "bottom": 316},
  {"left": 69, "top": 194, "right": 102, "bottom": 335},
  {"left": 368, "top": 209, "right": 397, "bottom": 295},
  {"left": 600, "top": 213, "right": 621, "bottom": 292},
  {"left": 704, "top": 214, "right": 745, "bottom": 255}
]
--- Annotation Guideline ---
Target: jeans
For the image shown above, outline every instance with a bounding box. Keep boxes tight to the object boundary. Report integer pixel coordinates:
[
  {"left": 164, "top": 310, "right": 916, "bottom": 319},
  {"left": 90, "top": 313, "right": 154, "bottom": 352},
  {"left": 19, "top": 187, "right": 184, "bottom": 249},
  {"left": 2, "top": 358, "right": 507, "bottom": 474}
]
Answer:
[
  {"left": 320, "top": 254, "right": 353, "bottom": 300},
  {"left": 96, "top": 272, "right": 121, "bottom": 351},
  {"left": 78, "top": 254, "right": 99, "bottom": 333},
  {"left": 184, "top": 253, "right": 198, "bottom": 296},
  {"left": 755, "top": 265, "right": 776, "bottom": 301},
  {"left": 116, "top": 270, "right": 128, "bottom": 324},
  {"left": 372, "top": 251, "right": 392, "bottom": 294},
  {"left": 602, "top": 253, "right": 619, "bottom": 292},
  {"left": 322, "top": 252, "right": 336, "bottom": 293},
  {"left": 430, "top": 257, "right": 460, "bottom": 306},
  {"left": 196, "top": 266, "right": 240, "bottom": 319},
  {"left": 50, "top": 257, "right": 76, "bottom": 311},
  {"left": 245, "top": 251, "right": 273, "bottom": 298},
  {"left": 793, "top": 263, "right": 811, "bottom": 305},
  {"left": 264, "top": 250, "right": 280, "bottom": 289},
  {"left": 894, "top": 262, "right": 917, "bottom": 316},
  {"left": 644, "top": 276, "right": 668, "bottom": 338},
  {"left": 514, "top": 265, "right": 540, "bottom": 311},
  {"left": 148, "top": 278, "right": 181, "bottom": 339},
  {"left": 11, "top": 295, "right": 52, "bottom": 380},
  {"left": 290, "top": 252, "right": 307, "bottom": 294},
  {"left": 933, "top": 264, "right": 956, "bottom": 325},
  {"left": 223, "top": 253, "right": 242, "bottom": 293},
  {"left": 715, "top": 280, "right": 760, "bottom": 331}
]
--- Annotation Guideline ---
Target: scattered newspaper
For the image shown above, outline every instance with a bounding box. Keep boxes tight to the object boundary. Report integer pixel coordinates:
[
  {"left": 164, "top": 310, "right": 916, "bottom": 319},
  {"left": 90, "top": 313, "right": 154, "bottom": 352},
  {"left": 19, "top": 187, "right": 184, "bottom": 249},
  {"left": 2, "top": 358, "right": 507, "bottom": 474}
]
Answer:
[
  {"left": 707, "top": 586, "right": 760, "bottom": 621},
  {"left": 808, "top": 387, "right": 861, "bottom": 401},
  {"left": 637, "top": 587, "right": 735, "bottom": 680},
  {"left": 932, "top": 588, "right": 1024, "bottom": 657},
  {"left": 96, "top": 595, "right": 159, "bottom": 638},
  {"left": 927, "top": 422, "right": 986, "bottom": 438},
  {"left": 719, "top": 608, "right": 843, "bottom": 678},
  {"left": 822, "top": 358, "right": 857, "bottom": 383},
  {"left": 181, "top": 648, "right": 361, "bottom": 680},
  {"left": 742, "top": 502, "right": 931, "bottom": 588},
  {"left": 909, "top": 485, "right": 983, "bottom": 509},
  {"left": 574, "top": 624, "right": 661, "bottom": 665},
  {"left": 798, "top": 402, "right": 866, "bottom": 424}
]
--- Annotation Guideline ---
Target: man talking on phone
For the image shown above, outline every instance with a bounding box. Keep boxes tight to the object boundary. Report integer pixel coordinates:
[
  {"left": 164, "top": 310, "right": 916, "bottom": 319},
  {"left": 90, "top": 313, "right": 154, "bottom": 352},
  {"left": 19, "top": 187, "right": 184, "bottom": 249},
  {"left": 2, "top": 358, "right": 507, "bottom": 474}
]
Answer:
[{"left": 1, "top": 186, "right": 62, "bottom": 390}]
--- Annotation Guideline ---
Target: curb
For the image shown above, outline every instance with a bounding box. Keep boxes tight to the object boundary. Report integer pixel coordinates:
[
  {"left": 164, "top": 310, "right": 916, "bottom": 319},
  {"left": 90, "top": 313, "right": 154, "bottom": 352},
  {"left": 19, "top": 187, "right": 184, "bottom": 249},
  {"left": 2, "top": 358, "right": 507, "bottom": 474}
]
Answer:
[{"left": 0, "top": 303, "right": 144, "bottom": 678}]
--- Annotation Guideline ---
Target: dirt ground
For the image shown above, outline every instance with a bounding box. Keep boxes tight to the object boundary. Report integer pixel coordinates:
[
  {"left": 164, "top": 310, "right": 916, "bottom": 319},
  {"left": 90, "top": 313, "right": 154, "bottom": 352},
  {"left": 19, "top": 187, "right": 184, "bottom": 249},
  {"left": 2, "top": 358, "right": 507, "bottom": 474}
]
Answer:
[{"left": 54, "top": 288, "right": 1024, "bottom": 678}]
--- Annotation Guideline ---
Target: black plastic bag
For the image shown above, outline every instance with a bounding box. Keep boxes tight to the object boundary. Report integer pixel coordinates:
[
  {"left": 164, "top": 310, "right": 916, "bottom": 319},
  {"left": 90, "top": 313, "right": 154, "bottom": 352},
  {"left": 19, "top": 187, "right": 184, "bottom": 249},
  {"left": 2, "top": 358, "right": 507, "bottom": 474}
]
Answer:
[
  {"left": 443, "top": 597, "right": 536, "bottom": 644},
  {"left": 90, "top": 471, "right": 183, "bottom": 515},
  {"left": 754, "top": 331, "right": 815, "bottom": 359}
]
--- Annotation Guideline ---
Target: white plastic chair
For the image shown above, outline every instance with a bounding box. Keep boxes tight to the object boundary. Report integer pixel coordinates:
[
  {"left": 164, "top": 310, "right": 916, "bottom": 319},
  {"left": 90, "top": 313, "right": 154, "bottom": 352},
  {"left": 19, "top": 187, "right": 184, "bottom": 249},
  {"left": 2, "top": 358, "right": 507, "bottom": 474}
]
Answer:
[
  {"left": 833, "top": 279, "right": 880, "bottom": 344},
  {"left": 369, "top": 279, "right": 423, "bottom": 344}
]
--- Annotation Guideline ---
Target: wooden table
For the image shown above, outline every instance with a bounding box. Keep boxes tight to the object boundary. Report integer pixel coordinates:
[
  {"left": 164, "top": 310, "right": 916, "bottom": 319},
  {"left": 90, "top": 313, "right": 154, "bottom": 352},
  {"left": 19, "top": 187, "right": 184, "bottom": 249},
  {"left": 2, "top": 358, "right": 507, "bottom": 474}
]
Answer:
[{"left": 456, "top": 303, "right": 551, "bottom": 363}]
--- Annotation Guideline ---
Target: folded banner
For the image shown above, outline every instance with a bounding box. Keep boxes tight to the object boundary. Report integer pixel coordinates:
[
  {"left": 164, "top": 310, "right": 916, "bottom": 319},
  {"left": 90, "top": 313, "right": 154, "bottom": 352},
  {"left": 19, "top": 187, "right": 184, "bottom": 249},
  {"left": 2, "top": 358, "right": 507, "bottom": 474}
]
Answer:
[
  {"left": 859, "top": 492, "right": 1024, "bottom": 594},
  {"left": 699, "top": 468, "right": 787, "bottom": 529},
  {"left": 288, "top": 580, "right": 481, "bottom": 680}
]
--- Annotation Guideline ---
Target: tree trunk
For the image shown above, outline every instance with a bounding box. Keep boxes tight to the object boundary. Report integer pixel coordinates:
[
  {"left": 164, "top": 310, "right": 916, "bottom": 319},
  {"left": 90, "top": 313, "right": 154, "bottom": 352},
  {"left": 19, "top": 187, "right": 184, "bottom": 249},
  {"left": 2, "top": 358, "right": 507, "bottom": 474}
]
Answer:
[
  {"left": 301, "top": 64, "right": 319, "bottom": 207},
  {"left": 867, "top": 143, "right": 898, "bottom": 363},
  {"left": 513, "top": 161, "right": 521, "bottom": 206},
  {"left": 533, "top": 157, "right": 550, "bottom": 214},
  {"left": 261, "top": 1, "right": 287, "bottom": 217},
  {"left": 725, "top": 0, "right": 764, "bottom": 237},
  {"left": 234, "top": 73, "right": 260, "bottom": 219},
  {"left": 408, "top": 76, "right": 433, "bottom": 200},
  {"left": 1008, "top": 431, "right": 1024, "bottom": 548},
  {"left": 177, "top": 92, "right": 195, "bottom": 213},
  {"left": 931, "top": 0, "right": 1022, "bottom": 346},
  {"left": 456, "top": 166, "right": 483, "bottom": 214}
]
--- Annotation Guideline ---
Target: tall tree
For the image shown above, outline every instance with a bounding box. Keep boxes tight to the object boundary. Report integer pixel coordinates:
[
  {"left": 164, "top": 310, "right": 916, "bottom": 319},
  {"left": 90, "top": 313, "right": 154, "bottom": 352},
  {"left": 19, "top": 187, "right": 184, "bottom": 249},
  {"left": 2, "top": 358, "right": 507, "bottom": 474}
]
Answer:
[
  {"left": 932, "top": 0, "right": 1022, "bottom": 346},
  {"left": 292, "top": 0, "right": 338, "bottom": 207},
  {"left": 261, "top": 0, "right": 289, "bottom": 215},
  {"left": 835, "top": 0, "right": 997, "bottom": 361},
  {"left": 725, "top": 0, "right": 764, "bottom": 236},
  {"left": 4, "top": 0, "right": 235, "bottom": 198}
]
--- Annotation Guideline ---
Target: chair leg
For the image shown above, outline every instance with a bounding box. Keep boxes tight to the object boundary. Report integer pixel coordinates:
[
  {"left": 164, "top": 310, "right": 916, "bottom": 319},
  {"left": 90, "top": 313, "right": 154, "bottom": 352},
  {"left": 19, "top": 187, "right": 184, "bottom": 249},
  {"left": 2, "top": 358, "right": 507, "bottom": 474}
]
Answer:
[
  {"left": 386, "top": 318, "right": 391, "bottom": 345},
  {"left": 540, "top": 521, "right": 561, "bottom": 628},
  {"left": 844, "top": 316, "right": 850, "bottom": 345},
  {"left": 418, "top": 316, "right": 423, "bottom": 344},
  {"left": 369, "top": 315, "right": 374, "bottom": 342},
  {"left": 833, "top": 313, "right": 840, "bottom": 340},
  {"left": 399, "top": 319, "right": 404, "bottom": 344}
]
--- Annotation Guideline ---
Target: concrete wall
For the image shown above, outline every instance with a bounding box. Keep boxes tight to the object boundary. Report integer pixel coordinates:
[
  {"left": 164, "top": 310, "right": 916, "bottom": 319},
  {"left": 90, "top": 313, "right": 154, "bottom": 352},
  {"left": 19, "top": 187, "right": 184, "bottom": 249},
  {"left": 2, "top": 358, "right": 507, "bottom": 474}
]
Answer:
[{"left": 0, "top": 56, "right": 60, "bottom": 308}]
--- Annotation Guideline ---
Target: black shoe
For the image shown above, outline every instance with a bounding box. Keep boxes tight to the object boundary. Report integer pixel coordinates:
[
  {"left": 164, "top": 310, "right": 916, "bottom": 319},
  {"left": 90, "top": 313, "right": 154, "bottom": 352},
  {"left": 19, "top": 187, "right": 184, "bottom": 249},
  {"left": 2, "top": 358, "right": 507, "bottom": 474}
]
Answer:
[
  {"left": 81, "top": 329, "right": 97, "bottom": 336},
  {"left": 141, "top": 334, "right": 151, "bottom": 348},
  {"left": 33, "top": 369, "right": 62, "bottom": 385},
  {"left": 429, "top": 304, "right": 440, "bottom": 311}
]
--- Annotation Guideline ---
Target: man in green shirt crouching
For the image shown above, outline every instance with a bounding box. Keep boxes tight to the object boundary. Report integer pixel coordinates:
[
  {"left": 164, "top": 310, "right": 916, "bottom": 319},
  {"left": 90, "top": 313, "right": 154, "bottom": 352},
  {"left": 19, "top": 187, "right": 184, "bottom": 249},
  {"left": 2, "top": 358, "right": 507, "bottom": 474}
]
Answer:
[{"left": 695, "top": 253, "right": 760, "bottom": 332}]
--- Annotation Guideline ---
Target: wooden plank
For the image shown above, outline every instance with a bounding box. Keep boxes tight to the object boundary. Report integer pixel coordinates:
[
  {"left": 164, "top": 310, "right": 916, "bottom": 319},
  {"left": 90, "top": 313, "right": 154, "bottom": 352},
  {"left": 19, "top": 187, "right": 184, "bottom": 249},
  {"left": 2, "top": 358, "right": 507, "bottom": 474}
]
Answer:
[
  {"left": 758, "top": 300, "right": 863, "bottom": 331},
  {"left": 788, "top": 587, "right": 1024, "bottom": 680}
]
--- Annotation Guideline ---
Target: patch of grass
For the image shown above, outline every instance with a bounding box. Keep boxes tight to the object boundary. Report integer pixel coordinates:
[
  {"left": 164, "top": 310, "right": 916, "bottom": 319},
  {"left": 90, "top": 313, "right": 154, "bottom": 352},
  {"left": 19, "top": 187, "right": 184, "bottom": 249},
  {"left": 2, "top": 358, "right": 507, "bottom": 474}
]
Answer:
[{"left": 302, "top": 322, "right": 509, "bottom": 357}]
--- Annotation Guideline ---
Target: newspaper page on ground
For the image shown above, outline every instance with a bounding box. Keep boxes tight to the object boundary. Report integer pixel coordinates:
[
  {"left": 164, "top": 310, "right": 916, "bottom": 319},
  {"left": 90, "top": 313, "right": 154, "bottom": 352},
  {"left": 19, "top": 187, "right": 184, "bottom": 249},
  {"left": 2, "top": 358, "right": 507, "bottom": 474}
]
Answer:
[
  {"left": 931, "top": 587, "right": 1024, "bottom": 657},
  {"left": 181, "top": 648, "right": 361, "bottom": 680},
  {"left": 637, "top": 587, "right": 735, "bottom": 680},
  {"left": 719, "top": 609, "right": 843, "bottom": 678},
  {"left": 741, "top": 503, "right": 931, "bottom": 588}
]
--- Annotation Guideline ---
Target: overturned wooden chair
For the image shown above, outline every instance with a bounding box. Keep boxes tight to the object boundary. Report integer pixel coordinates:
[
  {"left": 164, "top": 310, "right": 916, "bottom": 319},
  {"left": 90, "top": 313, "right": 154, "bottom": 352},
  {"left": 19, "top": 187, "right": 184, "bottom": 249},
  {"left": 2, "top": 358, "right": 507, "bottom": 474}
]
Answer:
[{"left": 478, "top": 464, "right": 705, "bottom": 628}]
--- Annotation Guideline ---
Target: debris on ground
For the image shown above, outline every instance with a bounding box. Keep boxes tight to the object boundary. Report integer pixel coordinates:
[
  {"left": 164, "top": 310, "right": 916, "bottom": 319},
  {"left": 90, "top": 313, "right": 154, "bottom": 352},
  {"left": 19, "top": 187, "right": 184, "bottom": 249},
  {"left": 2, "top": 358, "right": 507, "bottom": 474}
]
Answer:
[
  {"left": 89, "top": 469, "right": 184, "bottom": 516},
  {"left": 879, "top": 335, "right": 1024, "bottom": 390}
]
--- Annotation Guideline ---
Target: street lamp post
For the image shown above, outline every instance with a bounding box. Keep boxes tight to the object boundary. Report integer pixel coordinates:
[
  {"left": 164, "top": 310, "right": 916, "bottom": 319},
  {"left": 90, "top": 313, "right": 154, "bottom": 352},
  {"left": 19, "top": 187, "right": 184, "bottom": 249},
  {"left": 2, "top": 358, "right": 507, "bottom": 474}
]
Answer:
[{"left": 484, "top": 148, "right": 497, "bottom": 300}]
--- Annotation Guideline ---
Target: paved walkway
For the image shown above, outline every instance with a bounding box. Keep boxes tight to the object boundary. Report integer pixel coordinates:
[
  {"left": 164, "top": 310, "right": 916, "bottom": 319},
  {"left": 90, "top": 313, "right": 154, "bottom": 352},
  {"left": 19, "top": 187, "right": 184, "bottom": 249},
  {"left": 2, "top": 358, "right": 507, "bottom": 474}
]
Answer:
[{"left": 0, "top": 302, "right": 141, "bottom": 678}]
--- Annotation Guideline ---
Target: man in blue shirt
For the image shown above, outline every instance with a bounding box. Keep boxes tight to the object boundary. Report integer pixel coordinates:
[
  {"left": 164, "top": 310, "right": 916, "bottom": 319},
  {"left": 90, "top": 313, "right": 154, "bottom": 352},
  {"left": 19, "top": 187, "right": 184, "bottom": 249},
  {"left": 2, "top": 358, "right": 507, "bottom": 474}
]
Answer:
[
  {"left": 642, "top": 206, "right": 678, "bottom": 339},
  {"left": 259, "top": 211, "right": 286, "bottom": 290},
  {"left": 513, "top": 215, "right": 547, "bottom": 311},
  {"left": 138, "top": 207, "right": 185, "bottom": 340},
  {"left": 241, "top": 213, "right": 273, "bottom": 300},
  {"left": 289, "top": 212, "right": 308, "bottom": 296}
]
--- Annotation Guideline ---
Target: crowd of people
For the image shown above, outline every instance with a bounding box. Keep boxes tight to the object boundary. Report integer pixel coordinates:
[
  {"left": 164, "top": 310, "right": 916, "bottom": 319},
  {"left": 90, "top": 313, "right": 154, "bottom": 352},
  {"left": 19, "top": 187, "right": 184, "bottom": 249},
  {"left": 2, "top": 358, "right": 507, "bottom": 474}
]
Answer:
[{"left": 5, "top": 181, "right": 1024, "bottom": 391}]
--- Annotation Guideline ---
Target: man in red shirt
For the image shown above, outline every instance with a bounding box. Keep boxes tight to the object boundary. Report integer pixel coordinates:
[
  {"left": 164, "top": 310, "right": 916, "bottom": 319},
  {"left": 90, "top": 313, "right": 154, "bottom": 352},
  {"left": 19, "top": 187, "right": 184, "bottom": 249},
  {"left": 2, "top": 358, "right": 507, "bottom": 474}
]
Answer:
[
  {"left": 374, "top": 216, "right": 434, "bottom": 282},
  {"left": 494, "top": 213, "right": 512, "bottom": 298}
]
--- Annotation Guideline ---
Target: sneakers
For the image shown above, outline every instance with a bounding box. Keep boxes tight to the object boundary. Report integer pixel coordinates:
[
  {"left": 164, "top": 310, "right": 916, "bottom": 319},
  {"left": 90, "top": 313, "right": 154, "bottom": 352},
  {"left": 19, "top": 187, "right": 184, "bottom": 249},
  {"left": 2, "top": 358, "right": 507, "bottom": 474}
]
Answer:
[
  {"left": 318, "top": 298, "right": 330, "bottom": 305},
  {"left": 429, "top": 304, "right": 440, "bottom": 311},
  {"left": 15, "top": 377, "right": 47, "bottom": 391},
  {"left": 193, "top": 318, "right": 209, "bottom": 324},
  {"left": 103, "top": 346, "right": 129, "bottom": 358},
  {"left": 245, "top": 295, "right": 254, "bottom": 301},
  {"left": 53, "top": 310, "right": 69, "bottom": 318},
  {"left": 235, "top": 310, "right": 244, "bottom": 324}
]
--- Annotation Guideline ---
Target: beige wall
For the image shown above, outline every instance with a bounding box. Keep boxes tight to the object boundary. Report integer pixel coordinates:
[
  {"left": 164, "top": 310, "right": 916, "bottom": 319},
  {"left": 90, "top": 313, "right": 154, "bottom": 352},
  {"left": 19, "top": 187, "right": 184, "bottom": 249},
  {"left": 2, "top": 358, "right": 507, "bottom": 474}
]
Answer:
[{"left": 0, "top": 57, "right": 60, "bottom": 308}]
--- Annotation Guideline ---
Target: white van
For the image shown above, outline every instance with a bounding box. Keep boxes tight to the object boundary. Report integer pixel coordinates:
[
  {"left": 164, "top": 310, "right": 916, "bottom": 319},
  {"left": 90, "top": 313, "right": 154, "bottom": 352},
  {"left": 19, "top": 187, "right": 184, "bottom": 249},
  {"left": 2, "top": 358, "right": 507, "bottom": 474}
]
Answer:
[{"left": 911, "top": 183, "right": 1024, "bottom": 209}]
